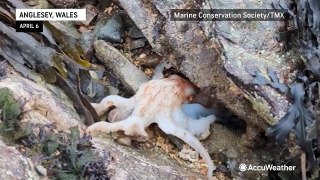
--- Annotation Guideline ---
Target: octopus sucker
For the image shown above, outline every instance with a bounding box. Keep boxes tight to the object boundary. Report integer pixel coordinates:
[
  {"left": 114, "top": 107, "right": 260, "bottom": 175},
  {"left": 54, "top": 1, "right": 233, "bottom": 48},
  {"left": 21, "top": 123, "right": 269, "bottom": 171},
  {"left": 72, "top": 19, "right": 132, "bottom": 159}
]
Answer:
[{"left": 86, "top": 74, "right": 216, "bottom": 179}]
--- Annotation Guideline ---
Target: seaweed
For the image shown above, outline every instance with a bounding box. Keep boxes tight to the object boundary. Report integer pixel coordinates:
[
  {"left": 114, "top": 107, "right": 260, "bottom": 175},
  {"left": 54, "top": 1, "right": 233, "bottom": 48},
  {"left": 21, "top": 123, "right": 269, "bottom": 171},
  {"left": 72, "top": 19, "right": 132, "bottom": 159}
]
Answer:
[
  {"left": 0, "top": 87, "right": 21, "bottom": 141},
  {"left": 308, "top": 0, "right": 320, "bottom": 36},
  {"left": 16, "top": 125, "right": 109, "bottom": 179},
  {"left": 265, "top": 82, "right": 313, "bottom": 145},
  {"left": 253, "top": 69, "right": 289, "bottom": 94},
  {"left": 299, "top": 42, "right": 320, "bottom": 77},
  {"left": 275, "top": 29, "right": 298, "bottom": 51},
  {"left": 266, "top": 81, "right": 319, "bottom": 177},
  {"left": 268, "top": 0, "right": 320, "bottom": 176},
  {"left": 51, "top": 127, "right": 108, "bottom": 180}
]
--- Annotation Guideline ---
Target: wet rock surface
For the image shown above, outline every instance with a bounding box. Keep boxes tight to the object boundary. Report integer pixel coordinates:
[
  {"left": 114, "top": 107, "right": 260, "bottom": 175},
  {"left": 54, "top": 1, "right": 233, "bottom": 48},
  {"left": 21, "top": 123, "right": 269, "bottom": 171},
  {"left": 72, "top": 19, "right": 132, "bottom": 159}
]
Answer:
[
  {"left": 112, "top": 1, "right": 300, "bottom": 178},
  {"left": 129, "top": 38, "right": 147, "bottom": 50}
]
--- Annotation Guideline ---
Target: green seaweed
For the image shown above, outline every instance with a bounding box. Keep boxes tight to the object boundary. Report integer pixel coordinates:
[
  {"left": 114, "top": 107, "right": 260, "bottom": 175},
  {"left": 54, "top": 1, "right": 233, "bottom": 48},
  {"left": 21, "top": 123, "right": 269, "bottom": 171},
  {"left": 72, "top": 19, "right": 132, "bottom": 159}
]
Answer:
[
  {"left": 52, "top": 54, "right": 69, "bottom": 79},
  {"left": 49, "top": 127, "right": 102, "bottom": 180},
  {"left": 0, "top": 88, "right": 21, "bottom": 136},
  {"left": 13, "top": 124, "right": 107, "bottom": 179}
]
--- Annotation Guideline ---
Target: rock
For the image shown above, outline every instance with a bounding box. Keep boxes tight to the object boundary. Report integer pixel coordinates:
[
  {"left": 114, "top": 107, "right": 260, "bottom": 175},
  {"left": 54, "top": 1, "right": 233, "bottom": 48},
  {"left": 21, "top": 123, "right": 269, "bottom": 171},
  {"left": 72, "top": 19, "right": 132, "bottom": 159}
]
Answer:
[
  {"left": 80, "top": 14, "right": 110, "bottom": 55},
  {"left": 115, "top": 1, "right": 296, "bottom": 178},
  {"left": 203, "top": 124, "right": 277, "bottom": 178},
  {"left": 94, "top": 40, "right": 149, "bottom": 92},
  {"left": 117, "top": 0, "right": 294, "bottom": 144},
  {"left": 80, "top": 30, "right": 96, "bottom": 55},
  {"left": 80, "top": 4, "right": 98, "bottom": 26},
  {"left": 0, "top": 140, "right": 41, "bottom": 180},
  {"left": 0, "top": 74, "right": 82, "bottom": 132},
  {"left": 136, "top": 53, "right": 163, "bottom": 68},
  {"left": 97, "top": 0, "right": 112, "bottom": 10},
  {"left": 128, "top": 26, "right": 145, "bottom": 39},
  {"left": 91, "top": 136, "right": 207, "bottom": 179},
  {"left": 97, "top": 14, "right": 124, "bottom": 44},
  {"left": 178, "top": 145, "right": 199, "bottom": 162},
  {"left": 205, "top": 0, "right": 294, "bottom": 127},
  {"left": 176, "top": 22, "right": 189, "bottom": 32},
  {"left": 35, "top": 165, "right": 47, "bottom": 177},
  {"left": 129, "top": 38, "right": 147, "bottom": 50},
  {"left": 47, "top": 0, "right": 77, "bottom": 8},
  {"left": 79, "top": 0, "right": 98, "bottom": 6}
]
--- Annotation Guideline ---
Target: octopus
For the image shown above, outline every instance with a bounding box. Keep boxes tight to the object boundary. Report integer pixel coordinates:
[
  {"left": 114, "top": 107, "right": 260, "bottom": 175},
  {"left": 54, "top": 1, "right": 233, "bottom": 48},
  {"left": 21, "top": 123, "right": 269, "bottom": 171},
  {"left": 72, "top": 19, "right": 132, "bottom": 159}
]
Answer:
[{"left": 86, "top": 74, "right": 216, "bottom": 179}]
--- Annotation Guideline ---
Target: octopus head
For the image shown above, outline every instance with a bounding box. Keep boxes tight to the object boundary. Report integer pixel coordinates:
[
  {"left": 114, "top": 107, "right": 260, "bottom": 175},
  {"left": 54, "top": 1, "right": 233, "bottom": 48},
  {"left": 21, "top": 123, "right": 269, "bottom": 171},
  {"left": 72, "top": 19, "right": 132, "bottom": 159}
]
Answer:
[{"left": 168, "top": 74, "right": 197, "bottom": 103}]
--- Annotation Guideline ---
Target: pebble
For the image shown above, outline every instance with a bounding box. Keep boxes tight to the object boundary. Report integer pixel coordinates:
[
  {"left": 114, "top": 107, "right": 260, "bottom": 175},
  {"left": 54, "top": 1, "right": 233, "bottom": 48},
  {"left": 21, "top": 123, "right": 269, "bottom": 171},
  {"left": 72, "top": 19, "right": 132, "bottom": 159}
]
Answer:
[
  {"left": 35, "top": 165, "right": 47, "bottom": 177},
  {"left": 115, "top": 135, "right": 132, "bottom": 147},
  {"left": 128, "top": 26, "right": 145, "bottom": 39},
  {"left": 136, "top": 53, "right": 162, "bottom": 67},
  {"left": 129, "top": 39, "right": 147, "bottom": 50},
  {"left": 98, "top": 14, "right": 124, "bottom": 43}
]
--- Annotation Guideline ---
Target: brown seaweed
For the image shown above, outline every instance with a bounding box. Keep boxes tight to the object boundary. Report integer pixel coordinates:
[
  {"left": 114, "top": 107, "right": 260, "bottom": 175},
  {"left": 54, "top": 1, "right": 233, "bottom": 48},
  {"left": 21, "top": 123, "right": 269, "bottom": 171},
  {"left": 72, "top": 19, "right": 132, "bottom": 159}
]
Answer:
[
  {"left": 266, "top": 82, "right": 313, "bottom": 145},
  {"left": 268, "top": 0, "right": 320, "bottom": 176},
  {"left": 52, "top": 69, "right": 95, "bottom": 126}
]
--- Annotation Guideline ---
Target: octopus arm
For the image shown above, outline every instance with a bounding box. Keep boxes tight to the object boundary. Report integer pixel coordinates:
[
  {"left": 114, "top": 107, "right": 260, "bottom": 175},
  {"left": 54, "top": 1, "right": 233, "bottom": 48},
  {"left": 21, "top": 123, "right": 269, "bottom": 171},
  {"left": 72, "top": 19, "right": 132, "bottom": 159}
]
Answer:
[
  {"left": 91, "top": 95, "right": 133, "bottom": 116},
  {"left": 182, "top": 103, "right": 215, "bottom": 119},
  {"left": 186, "top": 115, "right": 216, "bottom": 136},
  {"left": 86, "top": 116, "right": 148, "bottom": 137},
  {"left": 173, "top": 108, "right": 216, "bottom": 136},
  {"left": 156, "top": 118, "right": 215, "bottom": 180},
  {"left": 152, "top": 61, "right": 171, "bottom": 80}
]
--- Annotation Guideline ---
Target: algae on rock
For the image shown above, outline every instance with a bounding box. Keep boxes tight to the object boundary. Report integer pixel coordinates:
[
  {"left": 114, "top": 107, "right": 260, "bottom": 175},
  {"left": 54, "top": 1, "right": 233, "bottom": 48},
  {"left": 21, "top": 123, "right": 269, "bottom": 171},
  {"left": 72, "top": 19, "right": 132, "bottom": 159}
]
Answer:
[{"left": 0, "top": 87, "right": 21, "bottom": 140}]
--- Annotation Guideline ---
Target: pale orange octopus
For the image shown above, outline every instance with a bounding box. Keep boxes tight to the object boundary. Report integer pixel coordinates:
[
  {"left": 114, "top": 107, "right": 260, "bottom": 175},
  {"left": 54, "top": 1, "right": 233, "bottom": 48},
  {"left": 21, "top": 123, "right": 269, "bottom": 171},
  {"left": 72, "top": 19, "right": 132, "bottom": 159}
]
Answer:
[{"left": 86, "top": 75, "right": 216, "bottom": 179}]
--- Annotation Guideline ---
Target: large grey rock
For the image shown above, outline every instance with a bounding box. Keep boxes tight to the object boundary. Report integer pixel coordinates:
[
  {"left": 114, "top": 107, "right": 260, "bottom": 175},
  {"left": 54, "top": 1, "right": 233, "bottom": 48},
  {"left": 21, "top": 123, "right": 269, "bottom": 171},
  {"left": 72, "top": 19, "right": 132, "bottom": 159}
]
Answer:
[
  {"left": 0, "top": 140, "right": 42, "bottom": 180},
  {"left": 0, "top": 74, "right": 82, "bottom": 132},
  {"left": 117, "top": 0, "right": 297, "bottom": 143},
  {"left": 206, "top": 0, "right": 294, "bottom": 128},
  {"left": 92, "top": 135, "right": 207, "bottom": 179}
]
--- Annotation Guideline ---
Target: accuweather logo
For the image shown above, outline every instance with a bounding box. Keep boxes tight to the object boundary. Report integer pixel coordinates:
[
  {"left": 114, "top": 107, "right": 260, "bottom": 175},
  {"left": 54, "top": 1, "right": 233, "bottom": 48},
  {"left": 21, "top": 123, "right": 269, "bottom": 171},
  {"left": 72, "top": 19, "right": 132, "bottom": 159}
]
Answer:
[{"left": 238, "top": 163, "right": 296, "bottom": 171}]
